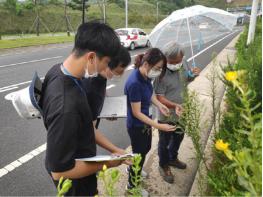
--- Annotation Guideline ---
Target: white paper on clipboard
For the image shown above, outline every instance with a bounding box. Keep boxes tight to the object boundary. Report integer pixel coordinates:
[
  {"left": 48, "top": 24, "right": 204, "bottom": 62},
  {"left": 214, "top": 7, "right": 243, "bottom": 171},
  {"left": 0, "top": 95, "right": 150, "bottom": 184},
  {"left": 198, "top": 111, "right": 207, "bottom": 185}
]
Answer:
[{"left": 98, "top": 95, "right": 127, "bottom": 118}]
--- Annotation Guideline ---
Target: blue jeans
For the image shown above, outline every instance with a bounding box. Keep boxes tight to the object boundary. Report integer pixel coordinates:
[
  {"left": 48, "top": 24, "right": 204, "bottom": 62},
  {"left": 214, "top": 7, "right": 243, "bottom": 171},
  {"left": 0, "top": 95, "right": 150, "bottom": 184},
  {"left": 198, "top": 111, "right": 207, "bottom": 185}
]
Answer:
[{"left": 158, "top": 122, "right": 184, "bottom": 167}]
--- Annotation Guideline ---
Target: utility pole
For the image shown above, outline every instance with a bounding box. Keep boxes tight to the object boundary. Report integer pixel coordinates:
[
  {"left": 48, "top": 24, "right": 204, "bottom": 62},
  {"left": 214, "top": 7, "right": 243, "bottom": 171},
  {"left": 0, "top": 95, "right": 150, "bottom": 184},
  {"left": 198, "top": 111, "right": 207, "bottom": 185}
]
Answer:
[
  {"left": 82, "top": 0, "right": 85, "bottom": 24},
  {"left": 247, "top": 0, "right": 259, "bottom": 45},
  {"left": 35, "top": 0, "right": 40, "bottom": 36},
  {"left": 64, "top": 0, "right": 70, "bottom": 36},
  {"left": 157, "top": 2, "right": 160, "bottom": 23},
  {"left": 103, "top": 0, "right": 106, "bottom": 23},
  {"left": 125, "top": 0, "right": 128, "bottom": 28}
]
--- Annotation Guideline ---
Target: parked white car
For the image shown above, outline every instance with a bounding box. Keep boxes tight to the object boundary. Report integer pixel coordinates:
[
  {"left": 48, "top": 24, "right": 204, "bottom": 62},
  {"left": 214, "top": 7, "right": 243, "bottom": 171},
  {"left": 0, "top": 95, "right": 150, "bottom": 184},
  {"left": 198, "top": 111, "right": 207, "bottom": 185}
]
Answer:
[{"left": 115, "top": 28, "right": 150, "bottom": 50}]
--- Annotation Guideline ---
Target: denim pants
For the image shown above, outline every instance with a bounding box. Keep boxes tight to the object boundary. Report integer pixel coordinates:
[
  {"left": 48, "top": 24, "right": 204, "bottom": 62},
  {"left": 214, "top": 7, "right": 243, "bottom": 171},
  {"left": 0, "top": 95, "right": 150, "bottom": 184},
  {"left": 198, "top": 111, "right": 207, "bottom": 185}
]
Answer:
[
  {"left": 127, "top": 126, "right": 152, "bottom": 188},
  {"left": 158, "top": 121, "right": 184, "bottom": 167}
]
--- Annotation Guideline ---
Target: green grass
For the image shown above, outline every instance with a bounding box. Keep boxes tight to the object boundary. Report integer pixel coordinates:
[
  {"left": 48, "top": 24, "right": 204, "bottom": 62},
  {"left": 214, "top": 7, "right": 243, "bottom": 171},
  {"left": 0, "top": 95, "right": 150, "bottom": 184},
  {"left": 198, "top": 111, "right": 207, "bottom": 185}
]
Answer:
[{"left": 0, "top": 35, "right": 74, "bottom": 49}]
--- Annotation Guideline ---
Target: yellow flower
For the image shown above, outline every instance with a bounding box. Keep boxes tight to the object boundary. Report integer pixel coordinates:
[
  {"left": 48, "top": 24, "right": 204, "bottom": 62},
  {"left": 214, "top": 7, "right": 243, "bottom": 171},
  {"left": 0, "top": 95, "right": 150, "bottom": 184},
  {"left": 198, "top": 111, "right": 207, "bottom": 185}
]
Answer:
[
  {"left": 215, "top": 139, "right": 229, "bottom": 152},
  {"left": 225, "top": 71, "right": 238, "bottom": 82},
  {"left": 103, "top": 164, "right": 107, "bottom": 171},
  {"left": 215, "top": 139, "right": 233, "bottom": 160}
]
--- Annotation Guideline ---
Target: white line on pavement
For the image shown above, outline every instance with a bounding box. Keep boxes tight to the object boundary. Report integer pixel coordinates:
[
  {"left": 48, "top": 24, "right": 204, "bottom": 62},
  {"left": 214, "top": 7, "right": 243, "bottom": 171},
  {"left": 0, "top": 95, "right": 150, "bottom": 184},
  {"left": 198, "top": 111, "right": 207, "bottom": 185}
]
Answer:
[
  {"left": 187, "top": 30, "right": 238, "bottom": 62},
  {"left": 0, "top": 143, "right": 46, "bottom": 178},
  {"left": 0, "top": 56, "right": 63, "bottom": 69},
  {"left": 0, "top": 77, "right": 44, "bottom": 93},
  {"left": 0, "top": 86, "right": 18, "bottom": 93},
  {"left": 106, "top": 84, "right": 116, "bottom": 89},
  {"left": 126, "top": 64, "right": 134, "bottom": 71}
]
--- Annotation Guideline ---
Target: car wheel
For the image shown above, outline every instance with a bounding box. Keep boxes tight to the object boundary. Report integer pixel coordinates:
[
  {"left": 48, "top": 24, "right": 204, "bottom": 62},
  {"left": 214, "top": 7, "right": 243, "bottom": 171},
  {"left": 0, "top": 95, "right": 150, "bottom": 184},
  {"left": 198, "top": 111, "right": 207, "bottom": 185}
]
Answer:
[
  {"left": 130, "top": 42, "right": 135, "bottom": 50},
  {"left": 146, "top": 40, "right": 150, "bottom": 48}
]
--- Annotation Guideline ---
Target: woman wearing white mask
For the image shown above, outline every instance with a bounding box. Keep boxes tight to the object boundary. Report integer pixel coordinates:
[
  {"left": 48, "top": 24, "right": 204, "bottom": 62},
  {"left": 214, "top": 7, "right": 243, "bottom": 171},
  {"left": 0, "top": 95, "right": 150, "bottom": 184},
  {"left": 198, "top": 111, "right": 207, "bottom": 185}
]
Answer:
[{"left": 124, "top": 48, "right": 175, "bottom": 195}]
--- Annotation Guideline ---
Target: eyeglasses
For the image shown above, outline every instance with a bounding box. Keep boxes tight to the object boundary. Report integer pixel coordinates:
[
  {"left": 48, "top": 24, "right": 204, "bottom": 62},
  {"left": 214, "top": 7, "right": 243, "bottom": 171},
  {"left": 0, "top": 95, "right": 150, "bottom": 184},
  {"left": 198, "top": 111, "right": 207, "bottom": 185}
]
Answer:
[{"left": 151, "top": 67, "right": 163, "bottom": 72}]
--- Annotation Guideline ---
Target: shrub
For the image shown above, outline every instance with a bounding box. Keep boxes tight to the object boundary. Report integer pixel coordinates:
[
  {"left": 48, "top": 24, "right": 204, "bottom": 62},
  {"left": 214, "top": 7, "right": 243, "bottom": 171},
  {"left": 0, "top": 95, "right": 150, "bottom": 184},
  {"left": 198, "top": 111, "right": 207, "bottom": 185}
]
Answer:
[{"left": 207, "top": 19, "right": 262, "bottom": 196}]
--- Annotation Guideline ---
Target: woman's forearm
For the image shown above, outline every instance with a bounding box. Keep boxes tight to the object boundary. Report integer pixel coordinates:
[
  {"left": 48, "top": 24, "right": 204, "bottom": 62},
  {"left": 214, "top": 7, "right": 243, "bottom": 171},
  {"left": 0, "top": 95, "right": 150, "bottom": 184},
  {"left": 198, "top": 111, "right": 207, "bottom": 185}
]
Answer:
[
  {"left": 151, "top": 94, "right": 161, "bottom": 107},
  {"left": 133, "top": 111, "right": 159, "bottom": 129}
]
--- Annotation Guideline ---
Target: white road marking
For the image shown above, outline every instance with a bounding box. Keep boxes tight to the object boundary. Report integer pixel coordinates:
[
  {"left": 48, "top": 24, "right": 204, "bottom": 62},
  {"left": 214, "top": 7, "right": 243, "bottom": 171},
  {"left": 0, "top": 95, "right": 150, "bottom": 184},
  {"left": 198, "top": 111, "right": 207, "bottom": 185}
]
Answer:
[
  {"left": 0, "top": 143, "right": 46, "bottom": 178},
  {"left": 126, "top": 64, "right": 135, "bottom": 71},
  {"left": 0, "top": 56, "right": 63, "bottom": 69},
  {"left": 0, "top": 31, "right": 239, "bottom": 179},
  {"left": 187, "top": 30, "right": 238, "bottom": 62},
  {"left": 0, "top": 77, "right": 45, "bottom": 94},
  {"left": 0, "top": 86, "right": 18, "bottom": 93},
  {"left": 106, "top": 84, "right": 116, "bottom": 89}
]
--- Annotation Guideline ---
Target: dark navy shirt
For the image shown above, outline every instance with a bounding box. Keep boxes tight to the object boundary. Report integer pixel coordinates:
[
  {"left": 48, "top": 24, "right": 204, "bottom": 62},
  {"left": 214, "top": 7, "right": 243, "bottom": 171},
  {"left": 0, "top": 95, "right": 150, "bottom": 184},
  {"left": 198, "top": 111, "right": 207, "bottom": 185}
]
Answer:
[
  {"left": 40, "top": 64, "right": 97, "bottom": 196},
  {"left": 82, "top": 74, "right": 107, "bottom": 121},
  {"left": 124, "top": 69, "right": 153, "bottom": 128}
]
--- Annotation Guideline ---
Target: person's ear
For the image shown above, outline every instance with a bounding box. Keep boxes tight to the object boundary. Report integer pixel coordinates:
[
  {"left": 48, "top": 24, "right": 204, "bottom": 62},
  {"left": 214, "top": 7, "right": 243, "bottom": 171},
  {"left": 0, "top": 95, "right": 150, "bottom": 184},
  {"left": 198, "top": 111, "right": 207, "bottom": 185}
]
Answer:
[
  {"left": 144, "top": 62, "right": 151, "bottom": 71},
  {"left": 85, "top": 52, "right": 96, "bottom": 63}
]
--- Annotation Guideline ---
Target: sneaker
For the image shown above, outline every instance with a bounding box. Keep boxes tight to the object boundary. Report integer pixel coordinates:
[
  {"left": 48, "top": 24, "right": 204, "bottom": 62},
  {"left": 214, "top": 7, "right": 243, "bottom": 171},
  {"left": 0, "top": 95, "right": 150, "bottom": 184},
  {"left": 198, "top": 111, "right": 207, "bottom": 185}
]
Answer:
[
  {"left": 126, "top": 167, "right": 148, "bottom": 178},
  {"left": 159, "top": 166, "right": 174, "bottom": 184},
  {"left": 141, "top": 170, "right": 148, "bottom": 178},
  {"left": 125, "top": 184, "right": 149, "bottom": 197},
  {"left": 169, "top": 158, "right": 187, "bottom": 169}
]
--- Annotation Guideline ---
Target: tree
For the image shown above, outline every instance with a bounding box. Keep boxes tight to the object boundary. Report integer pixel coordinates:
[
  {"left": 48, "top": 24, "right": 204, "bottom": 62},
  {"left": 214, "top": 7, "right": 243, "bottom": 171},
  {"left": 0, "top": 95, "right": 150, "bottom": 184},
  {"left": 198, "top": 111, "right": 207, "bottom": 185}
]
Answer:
[
  {"left": 4, "top": 0, "right": 22, "bottom": 15},
  {"left": 107, "top": 0, "right": 124, "bottom": 8},
  {"left": 68, "top": 0, "right": 90, "bottom": 11},
  {"left": 49, "top": 0, "right": 62, "bottom": 5}
]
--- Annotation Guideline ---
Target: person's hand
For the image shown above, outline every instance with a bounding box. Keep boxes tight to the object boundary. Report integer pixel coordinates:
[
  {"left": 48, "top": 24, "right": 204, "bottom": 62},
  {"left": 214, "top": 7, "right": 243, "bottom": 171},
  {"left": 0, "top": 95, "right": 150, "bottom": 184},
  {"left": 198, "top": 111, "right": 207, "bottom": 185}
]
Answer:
[
  {"left": 175, "top": 104, "right": 183, "bottom": 117},
  {"left": 112, "top": 148, "right": 126, "bottom": 156},
  {"left": 157, "top": 123, "right": 176, "bottom": 132},
  {"left": 106, "top": 117, "right": 118, "bottom": 121},
  {"left": 106, "top": 160, "right": 122, "bottom": 168},
  {"left": 111, "top": 149, "right": 133, "bottom": 165},
  {"left": 191, "top": 67, "right": 201, "bottom": 76},
  {"left": 158, "top": 103, "right": 170, "bottom": 117}
]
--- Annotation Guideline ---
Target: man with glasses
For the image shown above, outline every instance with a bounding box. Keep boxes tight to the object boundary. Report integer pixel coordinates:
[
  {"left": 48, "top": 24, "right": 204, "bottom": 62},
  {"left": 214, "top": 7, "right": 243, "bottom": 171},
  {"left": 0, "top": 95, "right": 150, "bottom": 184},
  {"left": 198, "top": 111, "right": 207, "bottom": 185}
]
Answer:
[{"left": 82, "top": 46, "right": 131, "bottom": 129}]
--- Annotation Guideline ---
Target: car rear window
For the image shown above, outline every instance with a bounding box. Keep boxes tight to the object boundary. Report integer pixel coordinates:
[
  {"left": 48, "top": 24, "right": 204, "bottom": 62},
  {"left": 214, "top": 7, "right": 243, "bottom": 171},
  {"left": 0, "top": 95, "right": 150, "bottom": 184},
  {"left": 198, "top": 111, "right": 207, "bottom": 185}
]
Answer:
[{"left": 116, "top": 30, "right": 128, "bottom": 35}]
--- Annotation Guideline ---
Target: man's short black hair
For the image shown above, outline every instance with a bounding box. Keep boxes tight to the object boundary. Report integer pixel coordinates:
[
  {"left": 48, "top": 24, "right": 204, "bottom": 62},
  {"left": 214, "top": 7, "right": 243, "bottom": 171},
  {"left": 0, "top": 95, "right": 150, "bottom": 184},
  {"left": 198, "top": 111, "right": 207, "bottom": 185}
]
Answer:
[
  {"left": 73, "top": 21, "right": 120, "bottom": 58},
  {"left": 108, "top": 46, "right": 131, "bottom": 69}
]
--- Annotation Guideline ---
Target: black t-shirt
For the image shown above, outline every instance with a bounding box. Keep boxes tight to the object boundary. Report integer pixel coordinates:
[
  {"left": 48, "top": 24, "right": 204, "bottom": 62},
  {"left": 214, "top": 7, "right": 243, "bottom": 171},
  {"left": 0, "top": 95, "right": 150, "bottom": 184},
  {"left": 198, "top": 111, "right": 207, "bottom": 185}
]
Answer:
[
  {"left": 40, "top": 64, "right": 97, "bottom": 196},
  {"left": 82, "top": 74, "right": 107, "bottom": 127}
]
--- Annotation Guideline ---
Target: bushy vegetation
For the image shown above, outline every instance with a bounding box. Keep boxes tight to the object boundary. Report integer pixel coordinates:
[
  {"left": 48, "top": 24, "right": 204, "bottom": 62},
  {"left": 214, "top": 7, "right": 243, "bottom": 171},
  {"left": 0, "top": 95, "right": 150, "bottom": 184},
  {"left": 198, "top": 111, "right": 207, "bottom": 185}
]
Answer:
[
  {"left": 0, "top": 0, "right": 167, "bottom": 35},
  {"left": 207, "top": 19, "right": 262, "bottom": 196}
]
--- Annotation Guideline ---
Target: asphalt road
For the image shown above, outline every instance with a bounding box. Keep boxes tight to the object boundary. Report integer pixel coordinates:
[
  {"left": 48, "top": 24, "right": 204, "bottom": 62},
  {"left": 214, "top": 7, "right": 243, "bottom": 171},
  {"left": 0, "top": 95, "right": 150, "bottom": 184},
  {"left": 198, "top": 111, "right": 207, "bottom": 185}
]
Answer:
[{"left": 0, "top": 29, "right": 241, "bottom": 195}]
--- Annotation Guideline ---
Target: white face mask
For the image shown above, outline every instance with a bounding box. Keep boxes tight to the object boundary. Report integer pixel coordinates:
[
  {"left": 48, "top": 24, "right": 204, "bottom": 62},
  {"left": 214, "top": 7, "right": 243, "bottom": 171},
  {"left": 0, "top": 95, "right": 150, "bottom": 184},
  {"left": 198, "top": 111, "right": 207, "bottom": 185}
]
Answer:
[
  {"left": 147, "top": 69, "right": 162, "bottom": 79},
  {"left": 167, "top": 62, "right": 183, "bottom": 71},
  {"left": 84, "top": 57, "right": 98, "bottom": 78}
]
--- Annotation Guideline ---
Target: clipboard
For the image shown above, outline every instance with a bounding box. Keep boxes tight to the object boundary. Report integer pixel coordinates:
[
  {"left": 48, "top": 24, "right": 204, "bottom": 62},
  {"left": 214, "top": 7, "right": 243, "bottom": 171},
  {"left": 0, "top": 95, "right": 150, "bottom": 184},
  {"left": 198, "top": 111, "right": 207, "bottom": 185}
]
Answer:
[
  {"left": 98, "top": 95, "right": 127, "bottom": 118},
  {"left": 75, "top": 153, "right": 135, "bottom": 162}
]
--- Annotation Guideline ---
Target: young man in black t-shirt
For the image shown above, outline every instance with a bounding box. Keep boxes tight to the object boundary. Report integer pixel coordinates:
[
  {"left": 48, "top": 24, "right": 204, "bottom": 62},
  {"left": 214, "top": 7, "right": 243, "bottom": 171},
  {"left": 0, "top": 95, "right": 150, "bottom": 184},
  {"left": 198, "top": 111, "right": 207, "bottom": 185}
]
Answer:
[
  {"left": 82, "top": 46, "right": 131, "bottom": 128},
  {"left": 40, "top": 21, "right": 128, "bottom": 196}
]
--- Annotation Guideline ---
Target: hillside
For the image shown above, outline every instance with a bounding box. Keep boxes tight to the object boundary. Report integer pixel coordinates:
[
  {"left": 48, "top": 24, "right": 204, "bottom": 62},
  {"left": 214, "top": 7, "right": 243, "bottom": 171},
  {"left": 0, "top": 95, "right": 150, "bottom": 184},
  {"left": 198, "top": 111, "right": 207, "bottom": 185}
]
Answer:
[
  {"left": 0, "top": 0, "right": 167, "bottom": 34},
  {"left": 0, "top": 0, "right": 252, "bottom": 35}
]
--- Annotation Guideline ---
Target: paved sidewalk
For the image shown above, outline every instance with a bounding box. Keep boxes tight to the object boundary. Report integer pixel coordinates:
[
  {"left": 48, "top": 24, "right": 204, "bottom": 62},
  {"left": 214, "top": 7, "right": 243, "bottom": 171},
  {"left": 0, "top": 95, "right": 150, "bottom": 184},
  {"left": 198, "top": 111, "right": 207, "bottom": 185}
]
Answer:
[{"left": 98, "top": 33, "right": 241, "bottom": 196}]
